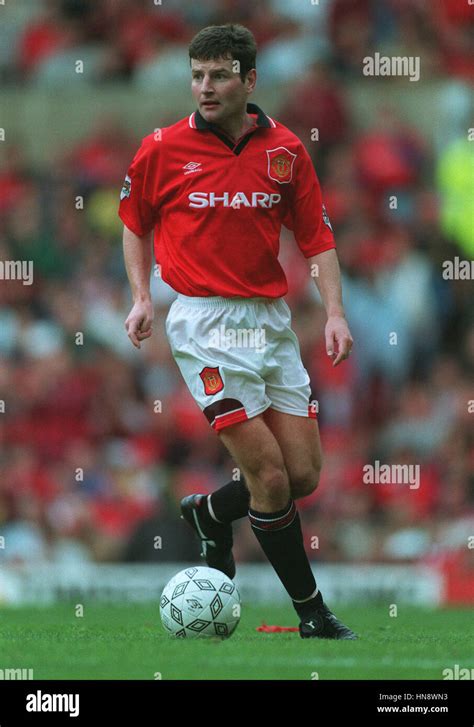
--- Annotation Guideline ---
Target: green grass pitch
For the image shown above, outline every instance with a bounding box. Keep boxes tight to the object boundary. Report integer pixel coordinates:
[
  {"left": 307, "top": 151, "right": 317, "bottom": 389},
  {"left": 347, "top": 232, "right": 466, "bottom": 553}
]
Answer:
[{"left": 0, "top": 603, "right": 472, "bottom": 680}]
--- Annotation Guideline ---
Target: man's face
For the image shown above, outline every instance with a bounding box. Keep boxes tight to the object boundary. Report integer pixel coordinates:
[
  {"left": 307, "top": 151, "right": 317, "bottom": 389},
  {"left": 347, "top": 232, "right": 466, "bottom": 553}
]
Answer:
[{"left": 191, "top": 56, "right": 255, "bottom": 124}]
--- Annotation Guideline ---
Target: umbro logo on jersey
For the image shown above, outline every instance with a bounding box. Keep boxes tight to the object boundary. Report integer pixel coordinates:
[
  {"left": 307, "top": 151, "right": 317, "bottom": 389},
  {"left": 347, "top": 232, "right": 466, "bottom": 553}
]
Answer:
[
  {"left": 183, "top": 161, "right": 202, "bottom": 175},
  {"left": 188, "top": 192, "right": 282, "bottom": 209}
]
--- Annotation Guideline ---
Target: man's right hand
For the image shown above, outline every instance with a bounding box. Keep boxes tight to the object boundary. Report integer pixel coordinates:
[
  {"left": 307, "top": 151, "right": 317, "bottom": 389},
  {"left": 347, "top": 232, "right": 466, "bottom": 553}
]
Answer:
[{"left": 125, "top": 298, "right": 154, "bottom": 349}]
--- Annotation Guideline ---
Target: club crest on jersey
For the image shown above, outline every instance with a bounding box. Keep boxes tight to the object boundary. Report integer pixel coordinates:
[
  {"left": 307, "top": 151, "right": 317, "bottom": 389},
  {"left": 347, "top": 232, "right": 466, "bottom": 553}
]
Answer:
[
  {"left": 266, "top": 147, "right": 297, "bottom": 184},
  {"left": 199, "top": 366, "right": 224, "bottom": 396},
  {"left": 120, "top": 174, "right": 131, "bottom": 200}
]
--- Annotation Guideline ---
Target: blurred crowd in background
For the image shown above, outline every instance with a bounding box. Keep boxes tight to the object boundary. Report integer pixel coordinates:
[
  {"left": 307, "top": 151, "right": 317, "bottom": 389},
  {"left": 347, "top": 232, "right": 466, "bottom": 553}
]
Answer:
[
  {"left": 0, "top": 0, "right": 472, "bottom": 86},
  {"left": 0, "top": 0, "right": 472, "bottom": 601}
]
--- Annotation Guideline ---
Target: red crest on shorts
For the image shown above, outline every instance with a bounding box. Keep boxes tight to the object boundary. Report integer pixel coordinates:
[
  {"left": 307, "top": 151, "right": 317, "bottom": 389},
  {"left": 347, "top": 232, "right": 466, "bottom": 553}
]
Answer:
[
  {"left": 266, "top": 147, "right": 297, "bottom": 184},
  {"left": 199, "top": 366, "right": 224, "bottom": 396}
]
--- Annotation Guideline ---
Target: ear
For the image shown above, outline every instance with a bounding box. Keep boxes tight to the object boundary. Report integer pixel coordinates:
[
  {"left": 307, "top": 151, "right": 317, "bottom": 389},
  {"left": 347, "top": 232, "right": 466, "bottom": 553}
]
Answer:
[{"left": 246, "top": 68, "right": 257, "bottom": 94}]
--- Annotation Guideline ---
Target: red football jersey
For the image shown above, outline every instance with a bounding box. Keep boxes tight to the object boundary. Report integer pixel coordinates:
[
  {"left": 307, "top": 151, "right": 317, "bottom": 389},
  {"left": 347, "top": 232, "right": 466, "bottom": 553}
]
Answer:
[{"left": 119, "top": 103, "right": 335, "bottom": 298}]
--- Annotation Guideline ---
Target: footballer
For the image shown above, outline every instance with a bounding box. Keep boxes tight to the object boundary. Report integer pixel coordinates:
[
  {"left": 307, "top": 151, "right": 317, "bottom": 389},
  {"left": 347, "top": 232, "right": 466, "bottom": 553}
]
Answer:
[{"left": 119, "top": 24, "right": 356, "bottom": 640}]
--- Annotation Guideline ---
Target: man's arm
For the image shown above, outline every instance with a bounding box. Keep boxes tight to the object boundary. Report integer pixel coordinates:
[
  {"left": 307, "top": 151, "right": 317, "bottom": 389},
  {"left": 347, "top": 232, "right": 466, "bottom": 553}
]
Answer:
[
  {"left": 123, "top": 224, "right": 154, "bottom": 349},
  {"left": 307, "top": 248, "right": 353, "bottom": 367}
]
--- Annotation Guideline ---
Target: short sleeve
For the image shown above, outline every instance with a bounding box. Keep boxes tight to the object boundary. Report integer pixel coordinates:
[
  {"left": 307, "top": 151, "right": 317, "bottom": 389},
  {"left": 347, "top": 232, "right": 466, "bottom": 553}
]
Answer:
[
  {"left": 118, "top": 136, "right": 159, "bottom": 237},
  {"left": 283, "top": 143, "right": 336, "bottom": 258}
]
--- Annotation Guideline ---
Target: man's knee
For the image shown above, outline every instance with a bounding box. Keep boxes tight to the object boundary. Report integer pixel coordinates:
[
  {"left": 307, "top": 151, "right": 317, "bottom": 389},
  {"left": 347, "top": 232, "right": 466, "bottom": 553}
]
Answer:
[
  {"left": 245, "top": 461, "right": 289, "bottom": 500},
  {"left": 290, "top": 463, "right": 322, "bottom": 499},
  {"left": 218, "top": 416, "right": 289, "bottom": 505}
]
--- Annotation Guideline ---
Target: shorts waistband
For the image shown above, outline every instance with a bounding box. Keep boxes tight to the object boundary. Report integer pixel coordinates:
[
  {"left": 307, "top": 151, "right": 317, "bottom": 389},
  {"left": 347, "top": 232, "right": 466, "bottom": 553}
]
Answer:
[{"left": 175, "top": 294, "right": 281, "bottom": 308}]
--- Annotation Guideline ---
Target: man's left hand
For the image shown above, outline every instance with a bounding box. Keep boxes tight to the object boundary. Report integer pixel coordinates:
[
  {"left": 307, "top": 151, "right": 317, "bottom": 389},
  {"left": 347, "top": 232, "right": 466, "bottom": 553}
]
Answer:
[{"left": 325, "top": 315, "right": 354, "bottom": 367}]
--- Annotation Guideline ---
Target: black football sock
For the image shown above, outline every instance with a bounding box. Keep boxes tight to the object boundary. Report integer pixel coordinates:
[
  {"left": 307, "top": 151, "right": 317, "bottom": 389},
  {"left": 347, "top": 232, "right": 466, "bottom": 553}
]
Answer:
[
  {"left": 248, "top": 498, "right": 323, "bottom": 619},
  {"left": 292, "top": 590, "right": 324, "bottom": 619},
  {"left": 206, "top": 478, "right": 250, "bottom": 524}
]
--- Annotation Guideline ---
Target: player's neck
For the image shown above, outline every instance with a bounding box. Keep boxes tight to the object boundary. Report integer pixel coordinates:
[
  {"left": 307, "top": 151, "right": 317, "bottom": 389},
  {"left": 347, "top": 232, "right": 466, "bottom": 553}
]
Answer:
[{"left": 215, "top": 111, "right": 254, "bottom": 144}]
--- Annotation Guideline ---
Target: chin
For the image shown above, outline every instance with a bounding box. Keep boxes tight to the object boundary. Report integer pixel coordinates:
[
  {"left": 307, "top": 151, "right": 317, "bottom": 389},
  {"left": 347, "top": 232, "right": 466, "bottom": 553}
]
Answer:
[{"left": 202, "top": 106, "right": 222, "bottom": 118}]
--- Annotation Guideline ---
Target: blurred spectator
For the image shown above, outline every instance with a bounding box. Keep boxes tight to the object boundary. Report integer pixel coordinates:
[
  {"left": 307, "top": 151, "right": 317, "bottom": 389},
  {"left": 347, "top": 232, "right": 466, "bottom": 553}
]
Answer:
[
  {"left": 436, "top": 137, "right": 474, "bottom": 257},
  {"left": 278, "top": 61, "right": 349, "bottom": 165},
  {"left": 16, "top": 0, "right": 72, "bottom": 80}
]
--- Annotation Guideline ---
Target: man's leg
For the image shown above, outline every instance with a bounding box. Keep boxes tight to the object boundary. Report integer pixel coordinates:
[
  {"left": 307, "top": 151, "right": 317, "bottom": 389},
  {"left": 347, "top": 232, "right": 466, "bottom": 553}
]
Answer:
[
  {"left": 218, "top": 413, "right": 320, "bottom": 607},
  {"left": 262, "top": 408, "right": 322, "bottom": 499},
  {"left": 218, "top": 410, "right": 357, "bottom": 639},
  {"left": 180, "top": 475, "right": 249, "bottom": 579},
  {"left": 180, "top": 413, "right": 291, "bottom": 581},
  {"left": 206, "top": 478, "right": 250, "bottom": 523},
  {"left": 203, "top": 407, "right": 322, "bottom": 525},
  {"left": 186, "top": 408, "right": 321, "bottom": 580}
]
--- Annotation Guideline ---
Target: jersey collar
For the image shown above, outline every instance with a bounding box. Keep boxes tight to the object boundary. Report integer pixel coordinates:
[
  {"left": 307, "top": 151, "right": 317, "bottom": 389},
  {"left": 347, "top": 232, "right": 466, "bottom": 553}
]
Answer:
[{"left": 191, "top": 103, "right": 273, "bottom": 131}]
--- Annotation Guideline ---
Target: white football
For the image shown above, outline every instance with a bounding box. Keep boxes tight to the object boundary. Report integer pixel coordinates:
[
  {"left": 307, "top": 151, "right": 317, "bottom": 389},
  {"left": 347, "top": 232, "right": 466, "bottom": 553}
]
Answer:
[{"left": 160, "top": 566, "right": 241, "bottom": 639}]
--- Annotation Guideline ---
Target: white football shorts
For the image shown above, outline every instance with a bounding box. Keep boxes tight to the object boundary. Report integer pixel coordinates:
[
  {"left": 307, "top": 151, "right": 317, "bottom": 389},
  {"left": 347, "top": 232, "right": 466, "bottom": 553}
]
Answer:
[{"left": 165, "top": 294, "right": 317, "bottom": 432}]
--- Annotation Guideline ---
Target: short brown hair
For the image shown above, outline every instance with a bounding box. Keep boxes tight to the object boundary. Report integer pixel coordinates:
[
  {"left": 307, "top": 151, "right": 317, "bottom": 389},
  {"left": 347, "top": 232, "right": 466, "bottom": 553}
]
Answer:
[{"left": 188, "top": 24, "right": 257, "bottom": 82}]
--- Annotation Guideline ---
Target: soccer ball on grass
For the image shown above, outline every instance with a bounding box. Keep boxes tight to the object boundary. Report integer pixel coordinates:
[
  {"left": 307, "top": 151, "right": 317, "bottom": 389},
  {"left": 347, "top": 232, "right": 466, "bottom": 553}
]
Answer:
[{"left": 160, "top": 566, "right": 241, "bottom": 639}]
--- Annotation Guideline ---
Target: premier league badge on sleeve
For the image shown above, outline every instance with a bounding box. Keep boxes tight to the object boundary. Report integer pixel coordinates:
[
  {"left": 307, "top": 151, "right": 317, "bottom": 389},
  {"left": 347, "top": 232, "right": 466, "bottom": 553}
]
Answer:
[
  {"left": 120, "top": 174, "right": 131, "bottom": 200},
  {"left": 322, "top": 203, "right": 333, "bottom": 231}
]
